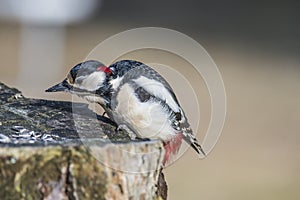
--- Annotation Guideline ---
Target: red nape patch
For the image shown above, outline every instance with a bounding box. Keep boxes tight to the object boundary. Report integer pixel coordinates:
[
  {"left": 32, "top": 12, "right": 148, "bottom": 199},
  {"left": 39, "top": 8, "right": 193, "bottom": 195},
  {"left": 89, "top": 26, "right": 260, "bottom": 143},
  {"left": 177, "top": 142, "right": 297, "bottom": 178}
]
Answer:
[
  {"left": 97, "top": 65, "right": 112, "bottom": 74},
  {"left": 162, "top": 133, "right": 183, "bottom": 166}
]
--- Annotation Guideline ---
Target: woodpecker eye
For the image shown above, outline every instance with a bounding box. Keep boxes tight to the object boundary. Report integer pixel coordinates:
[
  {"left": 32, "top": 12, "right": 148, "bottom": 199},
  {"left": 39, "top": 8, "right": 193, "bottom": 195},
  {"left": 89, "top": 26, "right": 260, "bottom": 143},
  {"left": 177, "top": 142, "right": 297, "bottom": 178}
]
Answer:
[
  {"left": 67, "top": 73, "right": 74, "bottom": 84},
  {"left": 109, "top": 66, "right": 116, "bottom": 75}
]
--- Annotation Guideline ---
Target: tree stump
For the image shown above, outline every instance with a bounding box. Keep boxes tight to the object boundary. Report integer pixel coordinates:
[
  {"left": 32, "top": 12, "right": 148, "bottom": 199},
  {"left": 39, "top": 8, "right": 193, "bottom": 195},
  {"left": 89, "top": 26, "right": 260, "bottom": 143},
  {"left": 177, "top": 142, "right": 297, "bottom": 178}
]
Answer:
[{"left": 0, "top": 82, "right": 167, "bottom": 200}]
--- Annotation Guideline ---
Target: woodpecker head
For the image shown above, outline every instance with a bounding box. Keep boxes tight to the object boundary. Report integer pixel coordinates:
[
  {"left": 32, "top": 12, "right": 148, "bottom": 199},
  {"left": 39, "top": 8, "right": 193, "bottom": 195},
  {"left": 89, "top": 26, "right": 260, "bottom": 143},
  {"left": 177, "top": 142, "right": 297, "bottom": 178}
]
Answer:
[{"left": 46, "top": 60, "right": 113, "bottom": 104}]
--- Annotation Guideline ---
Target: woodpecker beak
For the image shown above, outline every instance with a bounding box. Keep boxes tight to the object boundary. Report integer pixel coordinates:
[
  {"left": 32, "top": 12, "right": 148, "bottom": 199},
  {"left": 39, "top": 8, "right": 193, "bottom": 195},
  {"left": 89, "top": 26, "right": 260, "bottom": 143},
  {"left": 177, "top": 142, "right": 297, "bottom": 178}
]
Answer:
[{"left": 45, "top": 79, "right": 71, "bottom": 92}]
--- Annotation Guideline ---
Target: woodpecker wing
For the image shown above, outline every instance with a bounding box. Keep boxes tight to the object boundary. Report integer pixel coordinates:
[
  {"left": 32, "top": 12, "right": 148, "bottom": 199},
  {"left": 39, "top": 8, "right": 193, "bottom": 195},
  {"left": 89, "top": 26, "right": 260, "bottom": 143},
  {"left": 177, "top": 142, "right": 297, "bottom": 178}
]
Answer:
[
  {"left": 111, "top": 63, "right": 179, "bottom": 109},
  {"left": 109, "top": 61, "right": 205, "bottom": 155},
  {"left": 108, "top": 60, "right": 206, "bottom": 156}
]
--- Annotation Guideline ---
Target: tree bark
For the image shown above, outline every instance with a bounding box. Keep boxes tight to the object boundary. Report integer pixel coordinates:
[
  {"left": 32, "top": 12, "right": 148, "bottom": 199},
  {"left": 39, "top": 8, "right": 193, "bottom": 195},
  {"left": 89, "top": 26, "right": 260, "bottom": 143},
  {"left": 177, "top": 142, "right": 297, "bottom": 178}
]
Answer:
[{"left": 0, "top": 82, "right": 167, "bottom": 200}]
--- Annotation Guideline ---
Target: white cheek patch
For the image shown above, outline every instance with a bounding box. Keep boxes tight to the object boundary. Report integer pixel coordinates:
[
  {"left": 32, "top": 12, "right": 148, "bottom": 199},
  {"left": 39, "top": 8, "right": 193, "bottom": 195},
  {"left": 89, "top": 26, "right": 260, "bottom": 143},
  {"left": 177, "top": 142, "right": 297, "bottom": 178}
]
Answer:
[
  {"left": 134, "top": 76, "right": 180, "bottom": 112},
  {"left": 74, "top": 71, "right": 106, "bottom": 91}
]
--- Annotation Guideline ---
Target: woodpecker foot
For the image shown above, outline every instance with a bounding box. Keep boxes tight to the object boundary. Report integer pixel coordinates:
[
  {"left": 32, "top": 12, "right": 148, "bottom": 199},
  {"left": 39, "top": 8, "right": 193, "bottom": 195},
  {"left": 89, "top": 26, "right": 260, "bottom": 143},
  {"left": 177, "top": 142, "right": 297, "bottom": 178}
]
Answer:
[
  {"left": 117, "top": 124, "right": 137, "bottom": 140},
  {"left": 96, "top": 115, "right": 117, "bottom": 127},
  {"left": 136, "top": 137, "right": 150, "bottom": 142}
]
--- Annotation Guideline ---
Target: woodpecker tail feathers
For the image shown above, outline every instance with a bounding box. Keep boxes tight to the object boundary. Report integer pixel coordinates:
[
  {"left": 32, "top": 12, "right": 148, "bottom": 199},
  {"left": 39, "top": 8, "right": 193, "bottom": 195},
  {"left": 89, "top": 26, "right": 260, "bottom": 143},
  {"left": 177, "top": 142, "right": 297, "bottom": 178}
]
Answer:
[{"left": 182, "top": 130, "right": 206, "bottom": 156}]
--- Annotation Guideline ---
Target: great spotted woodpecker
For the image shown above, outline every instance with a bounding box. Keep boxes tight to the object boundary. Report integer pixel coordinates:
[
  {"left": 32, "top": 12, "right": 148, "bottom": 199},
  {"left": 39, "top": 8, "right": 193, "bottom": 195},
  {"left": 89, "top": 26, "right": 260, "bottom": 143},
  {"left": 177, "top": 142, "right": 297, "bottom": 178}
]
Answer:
[{"left": 46, "top": 60, "right": 205, "bottom": 164}]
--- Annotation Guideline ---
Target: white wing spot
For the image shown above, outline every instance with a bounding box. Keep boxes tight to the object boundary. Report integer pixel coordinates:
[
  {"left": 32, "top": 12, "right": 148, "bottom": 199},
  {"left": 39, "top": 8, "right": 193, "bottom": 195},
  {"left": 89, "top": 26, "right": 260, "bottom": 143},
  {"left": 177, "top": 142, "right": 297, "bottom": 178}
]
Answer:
[{"left": 134, "top": 76, "right": 180, "bottom": 112}]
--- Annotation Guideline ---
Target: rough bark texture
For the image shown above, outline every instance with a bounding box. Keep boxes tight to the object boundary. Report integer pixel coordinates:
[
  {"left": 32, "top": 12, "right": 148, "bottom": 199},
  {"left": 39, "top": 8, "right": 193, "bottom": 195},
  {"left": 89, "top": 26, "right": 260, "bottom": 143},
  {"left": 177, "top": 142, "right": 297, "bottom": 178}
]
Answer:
[{"left": 0, "top": 82, "right": 168, "bottom": 200}]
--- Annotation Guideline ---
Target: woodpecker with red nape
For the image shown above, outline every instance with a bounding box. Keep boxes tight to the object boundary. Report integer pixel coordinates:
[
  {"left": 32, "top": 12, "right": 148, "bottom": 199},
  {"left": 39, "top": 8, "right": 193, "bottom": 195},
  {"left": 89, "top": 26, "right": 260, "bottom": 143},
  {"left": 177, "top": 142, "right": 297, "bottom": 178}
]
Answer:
[
  {"left": 46, "top": 60, "right": 113, "bottom": 116},
  {"left": 46, "top": 60, "right": 205, "bottom": 165}
]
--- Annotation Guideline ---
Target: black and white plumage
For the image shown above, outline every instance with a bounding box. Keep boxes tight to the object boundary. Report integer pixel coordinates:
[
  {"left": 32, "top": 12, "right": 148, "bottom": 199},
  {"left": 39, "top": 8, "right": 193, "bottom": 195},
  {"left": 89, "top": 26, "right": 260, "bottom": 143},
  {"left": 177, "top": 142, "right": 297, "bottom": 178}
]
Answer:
[
  {"left": 46, "top": 60, "right": 112, "bottom": 111},
  {"left": 46, "top": 60, "right": 205, "bottom": 164},
  {"left": 109, "top": 61, "right": 205, "bottom": 155}
]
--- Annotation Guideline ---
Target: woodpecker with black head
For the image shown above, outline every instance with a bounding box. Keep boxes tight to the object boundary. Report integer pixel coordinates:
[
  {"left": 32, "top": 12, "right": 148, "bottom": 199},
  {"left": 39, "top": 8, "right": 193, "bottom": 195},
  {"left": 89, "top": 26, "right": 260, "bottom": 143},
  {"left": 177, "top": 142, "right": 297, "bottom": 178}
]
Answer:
[
  {"left": 46, "top": 60, "right": 114, "bottom": 116},
  {"left": 46, "top": 60, "right": 205, "bottom": 165}
]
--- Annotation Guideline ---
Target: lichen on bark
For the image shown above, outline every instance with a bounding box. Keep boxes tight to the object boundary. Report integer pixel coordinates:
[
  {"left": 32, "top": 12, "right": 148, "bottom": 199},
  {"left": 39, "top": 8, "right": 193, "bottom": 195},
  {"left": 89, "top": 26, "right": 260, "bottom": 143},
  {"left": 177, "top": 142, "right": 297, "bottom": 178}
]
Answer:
[{"left": 0, "top": 82, "right": 168, "bottom": 200}]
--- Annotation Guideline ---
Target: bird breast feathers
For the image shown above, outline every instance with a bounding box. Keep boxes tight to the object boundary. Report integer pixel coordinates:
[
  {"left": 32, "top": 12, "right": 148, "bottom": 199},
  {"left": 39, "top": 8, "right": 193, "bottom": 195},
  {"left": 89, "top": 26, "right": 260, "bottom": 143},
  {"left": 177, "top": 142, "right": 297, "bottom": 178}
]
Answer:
[{"left": 114, "top": 83, "right": 176, "bottom": 140}]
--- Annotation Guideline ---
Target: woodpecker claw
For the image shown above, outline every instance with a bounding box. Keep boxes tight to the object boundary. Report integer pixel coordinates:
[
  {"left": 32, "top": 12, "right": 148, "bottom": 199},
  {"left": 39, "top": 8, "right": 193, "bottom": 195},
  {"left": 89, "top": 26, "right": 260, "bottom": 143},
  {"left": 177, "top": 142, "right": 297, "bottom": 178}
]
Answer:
[{"left": 117, "top": 124, "right": 137, "bottom": 140}]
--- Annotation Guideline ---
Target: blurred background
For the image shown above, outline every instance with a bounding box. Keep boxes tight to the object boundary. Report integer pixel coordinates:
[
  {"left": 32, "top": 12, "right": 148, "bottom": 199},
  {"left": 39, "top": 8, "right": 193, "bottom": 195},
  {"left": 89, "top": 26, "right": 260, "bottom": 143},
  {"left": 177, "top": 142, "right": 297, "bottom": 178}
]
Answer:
[{"left": 0, "top": 0, "right": 300, "bottom": 199}]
